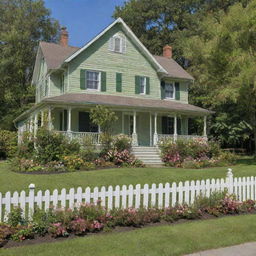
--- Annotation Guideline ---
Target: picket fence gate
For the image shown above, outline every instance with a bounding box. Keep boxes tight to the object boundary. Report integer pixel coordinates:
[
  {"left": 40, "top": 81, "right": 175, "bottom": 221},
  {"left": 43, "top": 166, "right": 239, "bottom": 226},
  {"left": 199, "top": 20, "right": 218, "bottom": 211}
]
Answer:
[{"left": 1, "top": 168, "right": 256, "bottom": 222}]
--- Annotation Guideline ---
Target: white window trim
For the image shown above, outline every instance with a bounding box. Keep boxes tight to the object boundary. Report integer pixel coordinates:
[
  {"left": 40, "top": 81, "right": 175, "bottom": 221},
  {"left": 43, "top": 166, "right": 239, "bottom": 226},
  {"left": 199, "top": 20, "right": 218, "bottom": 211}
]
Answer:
[
  {"left": 140, "top": 76, "right": 146, "bottom": 95},
  {"left": 86, "top": 70, "right": 101, "bottom": 92},
  {"left": 109, "top": 34, "right": 125, "bottom": 54},
  {"left": 165, "top": 82, "right": 175, "bottom": 100}
]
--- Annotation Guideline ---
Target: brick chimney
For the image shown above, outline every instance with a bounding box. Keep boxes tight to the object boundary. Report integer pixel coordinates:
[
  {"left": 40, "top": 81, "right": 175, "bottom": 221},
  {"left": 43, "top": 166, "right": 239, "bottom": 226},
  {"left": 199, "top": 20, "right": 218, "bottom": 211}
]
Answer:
[
  {"left": 163, "top": 45, "right": 172, "bottom": 58},
  {"left": 60, "top": 27, "right": 68, "bottom": 47}
]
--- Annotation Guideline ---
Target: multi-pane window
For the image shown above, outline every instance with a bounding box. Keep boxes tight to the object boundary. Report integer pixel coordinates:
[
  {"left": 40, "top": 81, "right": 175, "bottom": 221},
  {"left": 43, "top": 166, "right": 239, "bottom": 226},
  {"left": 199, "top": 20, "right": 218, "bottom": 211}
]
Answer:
[
  {"left": 87, "top": 71, "right": 100, "bottom": 90},
  {"left": 165, "top": 83, "right": 175, "bottom": 99},
  {"left": 140, "top": 77, "right": 146, "bottom": 94}
]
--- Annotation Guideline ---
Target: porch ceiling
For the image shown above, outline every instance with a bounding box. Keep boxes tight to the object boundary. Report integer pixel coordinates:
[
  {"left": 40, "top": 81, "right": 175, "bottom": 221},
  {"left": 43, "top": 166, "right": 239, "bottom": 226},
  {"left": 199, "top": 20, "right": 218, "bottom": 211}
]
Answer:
[{"left": 43, "top": 93, "right": 213, "bottom": 116}]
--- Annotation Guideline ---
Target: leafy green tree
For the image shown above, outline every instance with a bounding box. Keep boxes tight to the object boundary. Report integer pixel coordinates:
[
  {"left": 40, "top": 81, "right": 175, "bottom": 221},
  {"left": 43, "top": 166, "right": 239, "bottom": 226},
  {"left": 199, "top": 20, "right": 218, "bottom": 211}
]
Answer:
[
  {"left": 90, "top": 105, "right": 118, "bottom": 153},
  {"left": 0, "top": 0, "right": 59, "bottom": 130},
  {"left": 182, "top": 0, "right": 256, "bottom": 152},
  {"left": 113, "top": 0, "right": 246, "bottom": 64}
]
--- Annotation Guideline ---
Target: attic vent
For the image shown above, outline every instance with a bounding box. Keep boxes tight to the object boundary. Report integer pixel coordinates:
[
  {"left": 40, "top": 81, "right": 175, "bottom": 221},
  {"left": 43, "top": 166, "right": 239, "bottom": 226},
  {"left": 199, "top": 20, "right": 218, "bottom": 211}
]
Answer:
[{"left": 109, "top": 34, "right": 126, "bottom": 53}]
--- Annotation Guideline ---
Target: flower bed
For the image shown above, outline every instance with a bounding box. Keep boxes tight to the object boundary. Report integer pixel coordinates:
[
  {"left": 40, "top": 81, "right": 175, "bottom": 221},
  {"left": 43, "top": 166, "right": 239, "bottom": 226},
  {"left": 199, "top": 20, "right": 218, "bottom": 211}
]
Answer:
[
  {"left": 14, "top": 130, "right": 144, "bottom": 173},
  {"left": 0, "top": 191, "right": 255, "bottom": 248},
  {"left": 159, "top": 138, "right": 237, "bottom": 168}
]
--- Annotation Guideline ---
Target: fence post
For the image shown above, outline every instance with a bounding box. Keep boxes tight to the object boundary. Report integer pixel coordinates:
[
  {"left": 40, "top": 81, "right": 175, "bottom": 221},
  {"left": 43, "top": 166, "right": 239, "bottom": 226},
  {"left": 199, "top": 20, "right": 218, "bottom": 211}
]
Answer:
[
  {"left": 226, "top": 168, "right": 233, "bottom": 194},
  {"left": 28, "top": 184, "right": 35, "bottom": 221}
]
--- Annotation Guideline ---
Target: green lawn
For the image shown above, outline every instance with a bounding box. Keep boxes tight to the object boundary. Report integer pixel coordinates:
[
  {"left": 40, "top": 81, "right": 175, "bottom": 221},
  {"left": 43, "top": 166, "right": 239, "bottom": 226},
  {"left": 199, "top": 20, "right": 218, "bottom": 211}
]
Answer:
[
  {"left": 0, "top": 158, "right": 256, "bottom": 193},
  {"left": 1, "top": 214, "right": 256, "bottom": 256}
]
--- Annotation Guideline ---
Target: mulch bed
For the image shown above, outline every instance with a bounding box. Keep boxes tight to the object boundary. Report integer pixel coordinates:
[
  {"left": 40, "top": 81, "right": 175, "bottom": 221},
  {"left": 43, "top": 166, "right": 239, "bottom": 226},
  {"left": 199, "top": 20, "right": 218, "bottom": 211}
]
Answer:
[{"left": 1, "top": 212, "right": 250, "bottom": 250}]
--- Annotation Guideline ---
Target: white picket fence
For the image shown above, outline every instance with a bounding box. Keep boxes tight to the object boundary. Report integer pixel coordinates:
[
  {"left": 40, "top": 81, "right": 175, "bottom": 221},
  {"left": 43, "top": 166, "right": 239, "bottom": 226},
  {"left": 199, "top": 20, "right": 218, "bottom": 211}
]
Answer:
[{"left": 1, "top": 168, "right": 256, "bottom": 222}]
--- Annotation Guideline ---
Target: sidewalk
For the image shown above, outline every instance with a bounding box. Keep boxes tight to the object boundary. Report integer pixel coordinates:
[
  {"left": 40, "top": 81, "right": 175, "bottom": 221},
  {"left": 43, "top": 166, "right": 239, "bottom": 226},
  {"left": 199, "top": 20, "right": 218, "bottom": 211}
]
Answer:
[{"left": 185, "top": 242, "right": 256, "bottom": 256}]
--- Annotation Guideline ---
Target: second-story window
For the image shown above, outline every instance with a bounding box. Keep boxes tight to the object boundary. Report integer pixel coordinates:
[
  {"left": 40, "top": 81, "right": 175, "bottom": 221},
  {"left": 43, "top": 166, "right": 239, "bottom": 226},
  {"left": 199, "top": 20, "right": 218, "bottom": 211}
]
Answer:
[
  {"left": 165, "top": 83, "right": 175, "bottom": 99},
  {"left": 140, "top": 77, "right": 146, "bottom": 94},
  {"left": 87, "top": 71, "right": 100, "bottom": 90}
]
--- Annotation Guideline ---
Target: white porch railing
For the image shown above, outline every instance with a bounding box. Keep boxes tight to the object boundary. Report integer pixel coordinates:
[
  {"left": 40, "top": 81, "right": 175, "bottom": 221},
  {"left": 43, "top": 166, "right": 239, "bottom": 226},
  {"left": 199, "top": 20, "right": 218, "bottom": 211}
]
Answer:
[
  {"left": 56, "top": 131, "right": 100, "bottom": 144},
  {"left": 157, "top": 134, "right": 207, "bottom": 143}
]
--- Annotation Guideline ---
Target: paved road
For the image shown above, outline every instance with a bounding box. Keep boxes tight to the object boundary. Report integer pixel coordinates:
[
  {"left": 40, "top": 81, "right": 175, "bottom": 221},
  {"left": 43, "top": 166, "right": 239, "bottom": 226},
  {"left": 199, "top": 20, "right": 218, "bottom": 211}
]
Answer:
[{"left": 185, "top": 242, "right": 256, "bottom": 256}]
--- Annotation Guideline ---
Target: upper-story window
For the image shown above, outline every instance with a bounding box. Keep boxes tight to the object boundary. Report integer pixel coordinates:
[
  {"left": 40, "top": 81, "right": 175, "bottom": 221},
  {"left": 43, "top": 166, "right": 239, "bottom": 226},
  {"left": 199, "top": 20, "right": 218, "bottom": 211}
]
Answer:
[
  {"left": 165, "top": 83, "right": 175, "bottom": 99},
  {"left": 140, "top": 77, "right": 146, "bottom": 94},
  {"left": 109, "top": 34, "right": 126, "bottom": 53},
  {"left": 87, "top": 71, "right": 100, "bottom": 90}
]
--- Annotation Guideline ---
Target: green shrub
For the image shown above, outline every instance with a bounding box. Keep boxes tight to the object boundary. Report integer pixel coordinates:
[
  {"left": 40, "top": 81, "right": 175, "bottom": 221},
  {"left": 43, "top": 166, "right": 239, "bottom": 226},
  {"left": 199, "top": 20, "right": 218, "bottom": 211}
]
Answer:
[
  {"left": 0, "top": 130, "right": 17, "bottom": 159},
  {"left": 35, "top": 128, "right": 80, "bottom": 164},
  {"left": 8, "top": 207, "right": 25, "bottom": 227},
  {"left": 112, "top": 134, "right": 132, "bottom": 152}
]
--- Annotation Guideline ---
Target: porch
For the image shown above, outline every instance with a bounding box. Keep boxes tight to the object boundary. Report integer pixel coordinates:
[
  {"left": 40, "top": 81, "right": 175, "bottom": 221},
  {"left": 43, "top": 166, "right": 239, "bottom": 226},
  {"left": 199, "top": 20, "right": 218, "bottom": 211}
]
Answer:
[{"left": 22, "top": 105, "right": 208, "bottom": 146}]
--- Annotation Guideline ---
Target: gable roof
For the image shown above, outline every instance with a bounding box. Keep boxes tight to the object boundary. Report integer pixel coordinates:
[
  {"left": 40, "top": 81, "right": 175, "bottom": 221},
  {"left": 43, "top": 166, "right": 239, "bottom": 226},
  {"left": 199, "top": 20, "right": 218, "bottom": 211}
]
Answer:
[
  {"left": 64, "top": 18, "right": 167, "bottom": 74},
  {"left": 36, "top": 18, "right": 194, "bottom": 81}
]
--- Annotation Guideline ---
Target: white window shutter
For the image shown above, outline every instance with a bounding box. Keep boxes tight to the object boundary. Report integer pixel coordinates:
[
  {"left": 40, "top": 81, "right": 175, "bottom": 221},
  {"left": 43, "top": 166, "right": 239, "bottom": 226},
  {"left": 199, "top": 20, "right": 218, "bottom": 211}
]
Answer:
[
  {"left": 109, "top": 37, "right": 114, "bottom": 51},
  {"left": 122, "top": 36, "right": 126, "bottom": 53}
]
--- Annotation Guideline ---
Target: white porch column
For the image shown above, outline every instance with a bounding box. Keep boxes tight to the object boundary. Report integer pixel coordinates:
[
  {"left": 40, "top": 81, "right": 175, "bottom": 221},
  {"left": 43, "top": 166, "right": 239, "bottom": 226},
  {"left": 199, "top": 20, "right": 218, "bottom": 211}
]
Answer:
[
  {"left": 132, "top": 110, "right": 138, "bottom": 146},
  {"left": 29, "top": 117, "right": 33, "bottom": 134},
  {"left": 153, "top": 112, "right": 158, "bottom": 146},
  {"left": 149, "top": 112, "right": 152, "bottom": 146},
  {"left": 174, "top": 114, "right": 177, "bottom": 141},
  {"left": 122, "top": 112, "right": 124, "bottom": 134},
  {"left": 34, "top": 114, "right": 38, "bottom": 137},
  {"left": 67, "top": 107, "right": 72, "bottom": 132},
  {"left": 41, "top": 110, "right": 44, "bottom": 127},
  {"left": 203, "top": 115, "right": 207, "bottom": 137},
  {"left": 48, "top": 107, "right": 52, "bottom": 130}
]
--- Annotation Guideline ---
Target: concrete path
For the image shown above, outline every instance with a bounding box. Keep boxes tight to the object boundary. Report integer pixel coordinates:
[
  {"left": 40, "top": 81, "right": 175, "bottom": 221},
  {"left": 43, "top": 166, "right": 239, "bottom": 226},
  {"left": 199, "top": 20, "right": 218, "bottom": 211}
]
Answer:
[{"left": 185, "top": 242, "right": 256, "bottom": 256}]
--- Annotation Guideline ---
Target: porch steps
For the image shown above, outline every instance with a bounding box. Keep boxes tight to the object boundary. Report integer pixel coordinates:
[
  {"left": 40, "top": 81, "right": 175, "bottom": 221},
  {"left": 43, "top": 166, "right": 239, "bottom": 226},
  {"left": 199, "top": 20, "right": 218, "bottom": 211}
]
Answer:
[{"left": 132, "top": 147, "right": 163, "bottom": 167}]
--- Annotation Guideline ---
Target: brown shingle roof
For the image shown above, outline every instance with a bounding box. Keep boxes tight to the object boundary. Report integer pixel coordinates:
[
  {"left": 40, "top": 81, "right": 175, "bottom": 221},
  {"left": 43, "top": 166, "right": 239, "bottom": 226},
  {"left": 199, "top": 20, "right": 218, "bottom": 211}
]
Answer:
[
  {"left": 43, "top": 93, "right": 211, "bottom": 115},
  {"left": 39, "top": 42, "right": 193, "bottom": 80},
  {"left": 40, "top": 41, "right": 79, "bottom": 70},
  {"left": 154, "top": 55, "right": 194, "bottom": 80}
]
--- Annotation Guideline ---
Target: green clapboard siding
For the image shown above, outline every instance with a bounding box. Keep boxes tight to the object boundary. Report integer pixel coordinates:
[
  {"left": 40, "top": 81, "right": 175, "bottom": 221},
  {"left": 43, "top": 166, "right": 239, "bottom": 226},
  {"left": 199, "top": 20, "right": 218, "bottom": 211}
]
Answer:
[{"left": 36, "top": 23, "right": 189, "bottom": 104}]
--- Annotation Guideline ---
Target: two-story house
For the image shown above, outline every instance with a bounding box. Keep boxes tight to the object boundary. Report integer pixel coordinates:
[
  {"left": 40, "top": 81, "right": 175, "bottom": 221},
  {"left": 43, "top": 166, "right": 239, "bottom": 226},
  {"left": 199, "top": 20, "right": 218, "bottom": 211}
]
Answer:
[{"left": 14, "top": 18, "right": 211, "bottom": 153}]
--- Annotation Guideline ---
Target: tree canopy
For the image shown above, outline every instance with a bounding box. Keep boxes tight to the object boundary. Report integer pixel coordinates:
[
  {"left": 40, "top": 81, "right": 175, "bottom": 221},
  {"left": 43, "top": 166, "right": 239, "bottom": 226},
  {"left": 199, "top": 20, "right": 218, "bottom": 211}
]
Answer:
[{"left": 0, "top": 0, "right": 59, "bottom": 130}]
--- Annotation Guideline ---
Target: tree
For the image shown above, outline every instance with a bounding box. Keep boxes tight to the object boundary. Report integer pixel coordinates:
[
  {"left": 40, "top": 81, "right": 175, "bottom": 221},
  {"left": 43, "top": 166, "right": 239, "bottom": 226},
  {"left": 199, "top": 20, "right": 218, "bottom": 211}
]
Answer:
[
  {"left": 90, "top": 105, "right": 118, "bottom": 152},
  {"left": 181, "top": 0, "right": 256, "bottom": 152},
  {"left": 113, "top": 0, "right": 246, "bottom": 65},
  {"left": 0, "top": 0, "right": 59, "bottom": 130}
]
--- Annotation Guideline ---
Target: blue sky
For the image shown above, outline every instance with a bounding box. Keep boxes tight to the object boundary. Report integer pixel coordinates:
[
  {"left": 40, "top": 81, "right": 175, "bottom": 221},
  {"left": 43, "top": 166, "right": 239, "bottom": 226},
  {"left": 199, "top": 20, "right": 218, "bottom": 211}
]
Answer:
[{"left": 44, "top": 0, "right": 126, "bottom": 47}]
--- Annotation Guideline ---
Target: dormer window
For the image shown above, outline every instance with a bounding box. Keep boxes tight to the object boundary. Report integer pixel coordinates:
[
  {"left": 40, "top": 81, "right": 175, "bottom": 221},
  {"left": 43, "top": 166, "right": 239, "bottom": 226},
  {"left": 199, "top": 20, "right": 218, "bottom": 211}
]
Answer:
[{"left": 109, "top": 34, "right": 126, "bottom": 53}]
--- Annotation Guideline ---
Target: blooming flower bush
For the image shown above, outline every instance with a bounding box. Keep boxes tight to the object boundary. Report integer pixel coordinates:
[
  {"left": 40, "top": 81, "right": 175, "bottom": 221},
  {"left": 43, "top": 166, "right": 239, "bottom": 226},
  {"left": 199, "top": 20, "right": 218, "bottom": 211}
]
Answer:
[
  {"left": 1, "top": 191, "right": 256, "bottom": 247},
  {"left": 159, "top": 138, "right": 237, "bottom": 168}
]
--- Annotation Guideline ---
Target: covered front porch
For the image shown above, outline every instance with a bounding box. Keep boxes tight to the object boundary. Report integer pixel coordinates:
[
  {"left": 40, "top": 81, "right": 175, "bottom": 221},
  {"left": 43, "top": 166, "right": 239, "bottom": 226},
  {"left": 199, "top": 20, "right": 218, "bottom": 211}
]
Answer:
[{"left": 22, "top": 104, "right": 208, "bottom": 146}]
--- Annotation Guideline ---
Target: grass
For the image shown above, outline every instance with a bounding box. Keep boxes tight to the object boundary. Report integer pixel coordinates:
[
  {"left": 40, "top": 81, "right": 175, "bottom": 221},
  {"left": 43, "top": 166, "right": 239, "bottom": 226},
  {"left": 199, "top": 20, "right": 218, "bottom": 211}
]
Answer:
[
  {"left": 0, "top": 157, "right": 256, "bottom": 193},
  {"left": 1, "top": 214, "right": 256, "bottom": 256}
]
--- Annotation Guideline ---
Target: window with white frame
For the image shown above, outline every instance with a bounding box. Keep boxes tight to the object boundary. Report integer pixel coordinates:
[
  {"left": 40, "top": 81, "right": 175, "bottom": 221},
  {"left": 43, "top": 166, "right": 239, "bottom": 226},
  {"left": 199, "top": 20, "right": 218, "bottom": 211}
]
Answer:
[
  {"left": 139, "top": 76, "right": 146, "bottom": 94},
  {"left": 86, "top": 71, "right": 100, "bottom": 90},
  {"left": 165, "top": 83, "right": 175, "bottom": 99},
  {"left": 109, "top": 34, "right": 126, "bottom": 53}
]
